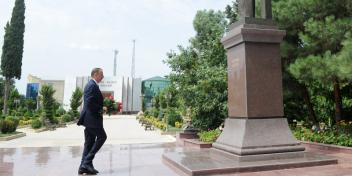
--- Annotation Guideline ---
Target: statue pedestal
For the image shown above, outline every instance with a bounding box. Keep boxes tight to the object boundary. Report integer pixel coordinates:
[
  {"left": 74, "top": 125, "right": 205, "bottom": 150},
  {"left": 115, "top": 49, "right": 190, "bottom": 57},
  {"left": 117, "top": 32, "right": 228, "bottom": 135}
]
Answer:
[
  {"left": 163, "top": 19, "right": 337, "bottom": 175},
  {"left": 212, "top": 18, "right": 304, "bottom": 155},
  {"left": 213, "top": 118, "right": 305, "bottom": 155}
]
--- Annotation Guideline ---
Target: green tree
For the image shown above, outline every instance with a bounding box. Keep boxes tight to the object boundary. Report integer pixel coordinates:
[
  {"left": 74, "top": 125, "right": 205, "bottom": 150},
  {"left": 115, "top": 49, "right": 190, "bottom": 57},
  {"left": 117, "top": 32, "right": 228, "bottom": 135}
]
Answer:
[
  {"left": 165, "top": 10, "right": 228, "bottom": 130},
  {"left": 1, "top": 0, "right": 25, "bottom": 115},
  {"left": 70, "top": 88, "right": 83, "bottom": 119},
  {"left": 7, "top": 88, "right": 21, "bottom": 113},
  {"left": 338, "top": 36, "right": 352, "bottom": 79},
  {"left": 283, "top": 0, "right": 352, "bottom": 124},
  {"left": 25, "top": 98, "right": 37, "bottom": 111},
  {"left": 224, "top": 1, "right": 239, "bottom": 24},
  {"left": 39, "top": 85, "right": 56, "bottom": 124}
]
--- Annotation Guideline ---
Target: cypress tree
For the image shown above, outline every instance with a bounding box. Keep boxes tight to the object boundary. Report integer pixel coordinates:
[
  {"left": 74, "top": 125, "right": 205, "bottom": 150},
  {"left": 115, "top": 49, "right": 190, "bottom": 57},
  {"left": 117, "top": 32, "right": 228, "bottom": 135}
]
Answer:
[{"left": 1, "top": 0, "right": 26, "bottom": 114}]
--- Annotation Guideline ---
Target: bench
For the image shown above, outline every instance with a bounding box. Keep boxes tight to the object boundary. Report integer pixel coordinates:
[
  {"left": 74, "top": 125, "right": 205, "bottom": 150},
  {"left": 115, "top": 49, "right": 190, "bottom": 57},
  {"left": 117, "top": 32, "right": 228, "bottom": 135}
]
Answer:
[
  {"left": 145, "top": 123, "right": 154, "bottom": 130},
  {"left": 141, "top": 120, "right": 148, "bottom": 126}
]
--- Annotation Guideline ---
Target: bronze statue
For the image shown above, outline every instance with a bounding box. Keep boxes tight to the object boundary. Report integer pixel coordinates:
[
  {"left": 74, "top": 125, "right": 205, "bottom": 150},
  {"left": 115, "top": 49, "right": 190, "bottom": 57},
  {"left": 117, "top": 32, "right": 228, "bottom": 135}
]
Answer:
[{"left": 239, "top": 0, "right": 272, "bottom": 19}]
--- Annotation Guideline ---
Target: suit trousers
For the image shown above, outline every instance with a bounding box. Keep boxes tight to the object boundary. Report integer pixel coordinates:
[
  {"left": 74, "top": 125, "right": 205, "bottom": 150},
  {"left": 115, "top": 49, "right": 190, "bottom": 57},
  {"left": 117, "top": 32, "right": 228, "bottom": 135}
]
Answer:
[{"left": 81, "top": 127, "right": 107, "bottom": 166}]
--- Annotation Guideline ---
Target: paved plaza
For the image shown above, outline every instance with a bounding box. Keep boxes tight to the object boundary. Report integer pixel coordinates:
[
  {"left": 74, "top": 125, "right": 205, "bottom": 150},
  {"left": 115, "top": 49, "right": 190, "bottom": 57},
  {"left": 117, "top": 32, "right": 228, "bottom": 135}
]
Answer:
[
  {"left": 1, "top": 115, "right": 352, "bottom": 176},
  {"left": 0, "top": 115, "right": 175, "bottom": 148}
]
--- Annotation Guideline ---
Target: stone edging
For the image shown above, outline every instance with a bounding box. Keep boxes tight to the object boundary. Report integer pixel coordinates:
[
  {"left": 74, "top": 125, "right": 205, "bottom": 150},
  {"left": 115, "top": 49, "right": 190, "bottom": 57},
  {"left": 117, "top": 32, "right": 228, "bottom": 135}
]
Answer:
[
  {"left": 34, "top": 128, "right": 50, "bottom": 133},
  {"left": 184, "top": 139, "right": 212, "bottom": 148},
  {"left": 301, "top": 141, "right": 352, "bottom": 154},
  {"left": 0, "top": 132, "right": 26, "bottom": 141}
]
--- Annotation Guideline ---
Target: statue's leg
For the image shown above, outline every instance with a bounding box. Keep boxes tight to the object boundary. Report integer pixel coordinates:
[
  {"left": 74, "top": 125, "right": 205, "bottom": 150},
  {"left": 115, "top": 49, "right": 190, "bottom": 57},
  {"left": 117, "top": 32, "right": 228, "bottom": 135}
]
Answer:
[{"left": 261, "top": 0, "right": 272, "bottom": 19}]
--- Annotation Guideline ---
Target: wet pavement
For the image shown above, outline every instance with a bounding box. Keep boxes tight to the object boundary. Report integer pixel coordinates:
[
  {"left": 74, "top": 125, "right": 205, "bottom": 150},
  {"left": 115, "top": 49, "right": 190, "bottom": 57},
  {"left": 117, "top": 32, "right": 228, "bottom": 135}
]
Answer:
[
  {"left": 0, "top": 143, "right": 180, "bottom": 176},
  {"left": 2, "top": 115, "right": 352, "bottom": 175},
  {"left": 2, "top": 143, "right": 352, "bottom": 176}
]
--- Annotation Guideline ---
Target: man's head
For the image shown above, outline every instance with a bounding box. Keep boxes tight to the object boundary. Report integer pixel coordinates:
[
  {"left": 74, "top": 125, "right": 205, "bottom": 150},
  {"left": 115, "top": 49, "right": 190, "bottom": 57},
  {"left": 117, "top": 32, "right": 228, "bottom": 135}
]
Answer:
[{"left": 91, "top": 68, "right": 104, "bottom": 83}]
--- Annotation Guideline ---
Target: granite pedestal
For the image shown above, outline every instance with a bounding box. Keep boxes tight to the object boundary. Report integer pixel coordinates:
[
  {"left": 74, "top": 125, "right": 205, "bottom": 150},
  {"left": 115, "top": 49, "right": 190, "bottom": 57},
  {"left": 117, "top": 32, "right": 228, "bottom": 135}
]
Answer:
[{"left": 163, "top": 18, "right": 337, "bottom": 175}]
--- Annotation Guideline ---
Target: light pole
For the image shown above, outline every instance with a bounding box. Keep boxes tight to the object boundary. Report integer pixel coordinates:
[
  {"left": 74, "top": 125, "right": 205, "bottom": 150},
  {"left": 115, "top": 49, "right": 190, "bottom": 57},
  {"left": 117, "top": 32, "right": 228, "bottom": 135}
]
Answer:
[
  {"left": 113, "top": 50, "right": 118, "bottom": 76},
  {"left": 165, "top": 93, "right": 172, "bottom": 132},
  {"left": 14, "top": 99, "right": 20, "bottom": 118}
]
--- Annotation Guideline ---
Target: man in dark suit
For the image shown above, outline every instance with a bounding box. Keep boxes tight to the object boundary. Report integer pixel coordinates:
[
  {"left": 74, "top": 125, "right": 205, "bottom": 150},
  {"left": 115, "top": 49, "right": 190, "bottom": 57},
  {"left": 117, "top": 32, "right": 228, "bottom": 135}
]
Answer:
[{"left": 77, "top": 68, "right": 107, "bottom": 175}]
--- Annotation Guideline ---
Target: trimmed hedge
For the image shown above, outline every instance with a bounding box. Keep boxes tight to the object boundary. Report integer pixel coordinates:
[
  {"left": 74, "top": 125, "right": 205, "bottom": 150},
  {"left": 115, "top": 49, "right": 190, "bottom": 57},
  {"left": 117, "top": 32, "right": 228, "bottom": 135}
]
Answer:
[{"left": 0, "top": 119, "right": 18, "bottom": 133}]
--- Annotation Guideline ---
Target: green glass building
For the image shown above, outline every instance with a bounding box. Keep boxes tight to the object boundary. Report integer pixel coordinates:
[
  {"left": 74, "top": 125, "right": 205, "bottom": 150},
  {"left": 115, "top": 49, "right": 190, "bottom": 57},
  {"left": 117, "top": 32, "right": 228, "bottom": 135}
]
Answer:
[{"left": 142, "top": 76, "right": 170, "bottom": 109}]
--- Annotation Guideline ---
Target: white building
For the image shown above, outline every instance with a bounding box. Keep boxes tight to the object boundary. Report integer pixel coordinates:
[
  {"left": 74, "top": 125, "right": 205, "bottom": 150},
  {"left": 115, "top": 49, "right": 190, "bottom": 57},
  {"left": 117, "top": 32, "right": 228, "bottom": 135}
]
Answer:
[{"left": 27, "top": 74, "right": 142, "bottom": 113}]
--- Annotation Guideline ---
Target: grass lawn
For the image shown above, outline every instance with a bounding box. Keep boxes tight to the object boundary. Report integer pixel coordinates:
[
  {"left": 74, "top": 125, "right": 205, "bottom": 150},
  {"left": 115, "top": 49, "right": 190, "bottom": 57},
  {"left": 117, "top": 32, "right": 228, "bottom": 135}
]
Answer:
[{"left": 166, "top": 126, "right": 183, "bottom": 132}]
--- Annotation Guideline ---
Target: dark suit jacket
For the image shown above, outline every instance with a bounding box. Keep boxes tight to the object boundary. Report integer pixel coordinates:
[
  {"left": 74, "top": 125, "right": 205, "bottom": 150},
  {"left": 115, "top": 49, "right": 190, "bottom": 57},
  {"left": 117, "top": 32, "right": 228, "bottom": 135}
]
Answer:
[{"left": 77, "top": 79, "right": 104, "bottom": 128}]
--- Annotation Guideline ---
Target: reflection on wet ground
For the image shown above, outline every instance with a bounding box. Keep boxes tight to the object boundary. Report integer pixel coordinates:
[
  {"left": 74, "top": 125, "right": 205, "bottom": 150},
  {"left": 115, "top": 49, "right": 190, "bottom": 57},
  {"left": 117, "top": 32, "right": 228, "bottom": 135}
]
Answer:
[
  {"left": 0, "top": 143, "right": 184, "bottom": 176},
  {"left": 2, "top": 142, "right": 352, "bottom": 176}
]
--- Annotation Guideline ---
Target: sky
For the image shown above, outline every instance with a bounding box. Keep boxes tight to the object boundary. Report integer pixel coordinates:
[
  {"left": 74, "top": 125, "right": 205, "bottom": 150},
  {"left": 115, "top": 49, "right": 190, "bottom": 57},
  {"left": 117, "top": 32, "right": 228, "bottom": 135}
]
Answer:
[{"left": 0, "top": 0, "right": 231, "bottom": 94}]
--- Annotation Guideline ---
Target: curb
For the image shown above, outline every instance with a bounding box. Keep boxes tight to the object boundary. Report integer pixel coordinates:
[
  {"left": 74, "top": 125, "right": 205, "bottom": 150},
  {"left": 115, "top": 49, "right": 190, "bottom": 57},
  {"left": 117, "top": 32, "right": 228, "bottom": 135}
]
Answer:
[{"left": 0, "top": 132, "right": 26, "bottom": 141}]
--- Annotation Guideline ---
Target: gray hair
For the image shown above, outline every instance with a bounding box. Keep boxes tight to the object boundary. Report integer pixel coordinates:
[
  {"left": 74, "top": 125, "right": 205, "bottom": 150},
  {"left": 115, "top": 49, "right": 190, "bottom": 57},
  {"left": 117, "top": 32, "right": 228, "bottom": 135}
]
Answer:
[{"left": 91, "top": 68, "right": 102, "bottom": 77}]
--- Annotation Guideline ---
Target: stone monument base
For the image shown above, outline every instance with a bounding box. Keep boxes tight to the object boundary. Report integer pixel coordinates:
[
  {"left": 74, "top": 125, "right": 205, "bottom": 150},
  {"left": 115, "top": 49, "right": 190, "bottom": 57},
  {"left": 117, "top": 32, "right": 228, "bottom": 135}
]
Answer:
[
  {"left": 213, "top": 118, "right": 305, "bottom": 155},
  {"left": 163, "top": 148, "right": 337, "bottom": 176}
]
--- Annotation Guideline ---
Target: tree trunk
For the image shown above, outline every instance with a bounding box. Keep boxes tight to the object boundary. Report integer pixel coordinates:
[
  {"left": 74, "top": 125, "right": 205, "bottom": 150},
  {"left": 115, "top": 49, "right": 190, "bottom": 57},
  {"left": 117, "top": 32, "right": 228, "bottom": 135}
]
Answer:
[
  {"left": 333, "top": 78, "right": 342, "bottom": 123},
  {"left": 2, "top": 78, "right": 10, "bottom": 115},
  {"left": 301, "top": 84, "right": 319, "bottom": 129}
]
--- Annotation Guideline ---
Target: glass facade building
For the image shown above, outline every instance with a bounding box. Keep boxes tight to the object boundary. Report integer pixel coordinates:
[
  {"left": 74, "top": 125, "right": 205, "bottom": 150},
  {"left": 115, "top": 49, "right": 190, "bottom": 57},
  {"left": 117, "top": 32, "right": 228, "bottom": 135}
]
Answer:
[
  {"left": 26, "top": 83, "right": 39, "bottom": 100},
  {"left": 142, "top": 76, "right": 170, "bottom": 109}
]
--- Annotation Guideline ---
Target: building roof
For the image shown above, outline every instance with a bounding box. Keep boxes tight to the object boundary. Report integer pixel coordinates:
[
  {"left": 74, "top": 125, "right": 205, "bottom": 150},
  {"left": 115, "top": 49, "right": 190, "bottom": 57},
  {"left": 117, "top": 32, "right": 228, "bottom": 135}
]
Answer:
[{"left": 143, "top": 76, "right": 169, "bottom": 82}]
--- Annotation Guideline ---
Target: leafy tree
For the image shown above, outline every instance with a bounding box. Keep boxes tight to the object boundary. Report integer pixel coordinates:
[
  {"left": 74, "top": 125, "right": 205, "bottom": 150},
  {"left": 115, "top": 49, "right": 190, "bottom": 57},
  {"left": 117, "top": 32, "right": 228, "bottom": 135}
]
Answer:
[
  {"left": 70, "top": 87, "right": 83, "bottom": 118},
  {"left": 165, "top": 10, "right": 228, "bottom": 130},
  {"left": 224, "top": 1, "right": 239, "bottom": 24},
  {"left": 7, "top": 88, "right": 21, "bottom": 112},
  {"left": 39, "top": 85, "right": 56, "bottom": 124},
  {"left": 1, "top": 0, "right": 25, "bottom": 114}
]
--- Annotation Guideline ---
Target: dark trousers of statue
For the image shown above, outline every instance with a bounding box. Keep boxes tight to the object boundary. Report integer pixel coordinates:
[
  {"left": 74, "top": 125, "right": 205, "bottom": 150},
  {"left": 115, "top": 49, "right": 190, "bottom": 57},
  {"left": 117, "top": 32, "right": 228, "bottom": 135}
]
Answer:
[{"left": 80, "top": 127, "right": 107, "bottom": 171}]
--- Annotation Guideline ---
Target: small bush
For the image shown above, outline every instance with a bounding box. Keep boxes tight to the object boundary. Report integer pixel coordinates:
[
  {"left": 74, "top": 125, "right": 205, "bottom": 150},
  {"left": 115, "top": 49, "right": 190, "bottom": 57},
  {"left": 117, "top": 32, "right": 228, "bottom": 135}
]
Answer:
[
  {"left": 166, "top": 108, "right": 182, "bottom": 127},
  {"left": 1, "top": 119, "right": 18, "bottom": 133},
  {"left": 56, "top": 107, "right": 66, "bottom": 116},
  {"left": 31, "top": 119, "right": 42, "bottom": 129},
  {"left": 62, "top": 113, "right": 73, "bottom": 122},
  {"left": 150, "top": 108, "right": 159, "bottom": 118},
  {"left": 19, "top": 119, "right": 32, "bottom": 126},
  {"left": 175, "top": 121, "right": 183, "bottom": 128},
  {"left": 6, "top": 116, "right": 19, "bottom": 127},
  {"left": 24, "top": 111, "right": 33, "bottom": 118},
  {"left": 198, "top": 129, "right": 221, "bottom": 143},
  {"left": 144, "top": 110, "right": 150, "bottom": 116}
]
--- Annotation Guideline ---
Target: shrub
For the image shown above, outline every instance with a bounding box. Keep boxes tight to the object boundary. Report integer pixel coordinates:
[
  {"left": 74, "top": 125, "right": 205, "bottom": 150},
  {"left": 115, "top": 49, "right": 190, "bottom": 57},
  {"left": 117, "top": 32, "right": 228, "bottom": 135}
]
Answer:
[
  {"left": 24, "top": 110, "right": 34, "bottom": 118},
  {"left": 1, "top": 119, "right": 18, "bottom": 133},
  {"left": 56, "top": 107, "right": 66, "bottom": 116},
  {"left": 103, "top": 96, "right": 117, "bottom": 116},
  {"left": 62, "top": 113, "right": 73, "bottom": 122},
  {"left": 19, "top": 119, "right": 32, "bottom": 126},
  {"left": 6, "top": 116, "right": 19, "bottom": 127},
  {"left": 175, "top": 121, "right": 183, "bottom": 128},
  {"left": 31, "top": 119, "right": 42, "bottom": 129},
  {"left": 292, "top": 124, "right": 352, "bottom": 147},
  {"left": 198, "top": 129, "right": 221, "bottom": 143},
  {"left": 150, "top": 108, "right": 159, "bottom": 118},
  {"left": 144, "top": 110, "right": 150, "bottom": 116},
  {"left": 166, "top": 108, "right": 182, "bottom": 127}
]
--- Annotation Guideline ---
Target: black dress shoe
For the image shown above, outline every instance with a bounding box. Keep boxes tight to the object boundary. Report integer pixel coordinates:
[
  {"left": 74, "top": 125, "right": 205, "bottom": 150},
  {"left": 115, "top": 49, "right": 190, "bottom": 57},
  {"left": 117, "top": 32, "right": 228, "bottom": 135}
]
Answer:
[
  {"left": 78, "top": 165, "right": 97, "bottom": 175},
  {"left": 90, "top": 165, "right": 99, "bottom": 173}
]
